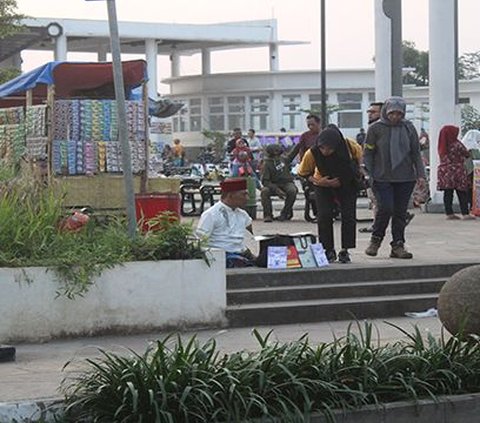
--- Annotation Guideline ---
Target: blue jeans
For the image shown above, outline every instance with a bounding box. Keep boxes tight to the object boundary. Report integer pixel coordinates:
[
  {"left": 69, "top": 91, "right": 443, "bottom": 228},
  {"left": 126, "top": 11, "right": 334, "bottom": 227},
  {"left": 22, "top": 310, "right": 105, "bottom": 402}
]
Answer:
[{"left": 372, "top": 181, "right": 416, "bottom": 245}]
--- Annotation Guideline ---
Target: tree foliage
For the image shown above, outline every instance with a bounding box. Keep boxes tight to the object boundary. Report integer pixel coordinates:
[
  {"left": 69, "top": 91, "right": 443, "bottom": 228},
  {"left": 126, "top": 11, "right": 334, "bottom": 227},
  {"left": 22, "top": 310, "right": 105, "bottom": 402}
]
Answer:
[
  {"left": 402, "top": 41, "right": 429, "bottom": 87},
  {"left": 0, "top": 0, "right": 25, "bottom": 39},
  {"left": 461, "top": 104, "right": 480, "bottom": 135},
  {"left": 0, "top": 0, "right": 25, "bottom": 85},
  {"left": 0, "top": 67, "right": 20, "bottom": 84},
  {"left": 402, "top": 40, "right": 480, "bottom": 86},
  {"left": 458, "top": 52, "right": 480, "bottom": 80}
]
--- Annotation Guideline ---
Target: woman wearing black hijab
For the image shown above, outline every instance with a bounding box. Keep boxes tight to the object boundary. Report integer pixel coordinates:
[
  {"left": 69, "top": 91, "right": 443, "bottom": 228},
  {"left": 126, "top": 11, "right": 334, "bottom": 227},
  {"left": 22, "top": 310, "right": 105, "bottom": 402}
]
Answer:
[{"left": 297, "top": 126, "right": 362, "bottom": 263}]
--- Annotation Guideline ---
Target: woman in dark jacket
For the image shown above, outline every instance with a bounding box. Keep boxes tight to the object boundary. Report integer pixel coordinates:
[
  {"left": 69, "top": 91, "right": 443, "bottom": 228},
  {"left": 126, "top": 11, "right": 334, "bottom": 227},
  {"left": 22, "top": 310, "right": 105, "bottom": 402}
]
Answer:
[
  {"left": 363, "top": 97, "right": 426, "bottom": 259},
  {"left": 297, "top": 126, "right": 362, "bottom": 263}
]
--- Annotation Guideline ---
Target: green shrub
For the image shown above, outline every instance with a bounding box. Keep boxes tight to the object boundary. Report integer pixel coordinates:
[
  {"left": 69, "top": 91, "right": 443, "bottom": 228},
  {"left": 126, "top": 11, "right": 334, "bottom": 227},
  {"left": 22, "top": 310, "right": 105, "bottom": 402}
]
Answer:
[
  {"left": 61, "top": 323, "right": 480, "bottom": 422},
  {"left": 0, "top": 171, "right": 207, "bottom": 298}
]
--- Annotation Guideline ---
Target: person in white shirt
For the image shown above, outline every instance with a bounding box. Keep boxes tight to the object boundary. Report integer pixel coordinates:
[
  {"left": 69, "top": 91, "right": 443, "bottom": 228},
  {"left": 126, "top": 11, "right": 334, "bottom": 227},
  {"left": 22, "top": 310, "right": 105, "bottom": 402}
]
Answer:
[{"left": 196, "top": 178, "right": 255, "bottom": 267}]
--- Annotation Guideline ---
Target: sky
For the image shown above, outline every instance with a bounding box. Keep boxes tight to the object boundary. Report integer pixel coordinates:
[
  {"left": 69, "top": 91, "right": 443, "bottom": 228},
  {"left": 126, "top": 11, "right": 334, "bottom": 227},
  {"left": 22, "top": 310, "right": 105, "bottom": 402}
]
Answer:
[{"left": 15, "top": 0, "right": 480, "bottom": 94}]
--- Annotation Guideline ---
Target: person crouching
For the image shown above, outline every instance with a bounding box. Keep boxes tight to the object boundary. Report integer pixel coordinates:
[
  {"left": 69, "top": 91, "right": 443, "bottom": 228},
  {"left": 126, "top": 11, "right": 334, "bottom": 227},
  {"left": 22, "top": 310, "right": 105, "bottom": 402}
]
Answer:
[{"left": 297, "top": 127, "right": 362, "bottom": 263}]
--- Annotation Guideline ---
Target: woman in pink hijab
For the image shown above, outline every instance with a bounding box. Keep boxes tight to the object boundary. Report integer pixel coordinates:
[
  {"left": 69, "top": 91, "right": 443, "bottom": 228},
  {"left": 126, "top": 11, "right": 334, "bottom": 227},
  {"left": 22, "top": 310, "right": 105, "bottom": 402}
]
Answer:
[{"left": 437, "top": 125, "right": 473, "bottom": 219}]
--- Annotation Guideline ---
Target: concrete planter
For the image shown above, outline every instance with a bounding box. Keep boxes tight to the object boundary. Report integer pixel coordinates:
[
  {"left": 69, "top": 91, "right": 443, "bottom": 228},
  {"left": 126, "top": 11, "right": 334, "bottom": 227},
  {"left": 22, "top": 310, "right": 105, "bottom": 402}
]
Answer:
[
  {"left": 308, "top": 392, "right": 480, "bottom": 423},
  {"left": 0, "top": 249, "right": 226, "bottom": 343},
  {"left": 3, "top": 392, "right": 480, "bottom": 423}
]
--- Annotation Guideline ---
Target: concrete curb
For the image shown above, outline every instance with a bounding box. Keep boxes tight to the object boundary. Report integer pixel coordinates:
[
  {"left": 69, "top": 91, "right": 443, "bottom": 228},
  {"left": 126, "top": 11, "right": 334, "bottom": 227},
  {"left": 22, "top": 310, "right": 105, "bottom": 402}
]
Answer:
[
  {"left": 0, "top": 398, "right": 63, "bottom": 423},
  {"left": 4, "top": 392, "right": 480, "bottom": 422}
]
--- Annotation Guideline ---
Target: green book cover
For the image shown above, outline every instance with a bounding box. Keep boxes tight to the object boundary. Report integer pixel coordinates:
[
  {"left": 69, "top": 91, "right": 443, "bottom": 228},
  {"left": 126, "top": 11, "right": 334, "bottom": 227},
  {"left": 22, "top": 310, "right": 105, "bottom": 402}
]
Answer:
[{"left": 294, "top": 237, "right": 317, "bottom": 268}]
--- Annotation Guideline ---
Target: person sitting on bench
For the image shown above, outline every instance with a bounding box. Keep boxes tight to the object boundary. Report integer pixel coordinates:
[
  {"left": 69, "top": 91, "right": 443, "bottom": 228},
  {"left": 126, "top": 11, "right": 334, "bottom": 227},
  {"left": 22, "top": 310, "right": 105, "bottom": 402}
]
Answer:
[{"left": 260, "top": 144, "right": 298, "bottom": 222}]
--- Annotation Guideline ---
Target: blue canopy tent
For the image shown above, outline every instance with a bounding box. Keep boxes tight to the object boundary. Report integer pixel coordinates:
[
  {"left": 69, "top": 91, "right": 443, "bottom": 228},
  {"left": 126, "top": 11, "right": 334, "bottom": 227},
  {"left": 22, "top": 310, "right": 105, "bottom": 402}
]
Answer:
[
  {"left": 0, "top": 60, "right": 147, "bottom": 107},
  {"left": 0, "top": 60, "right": 183, "bottom": 117}
]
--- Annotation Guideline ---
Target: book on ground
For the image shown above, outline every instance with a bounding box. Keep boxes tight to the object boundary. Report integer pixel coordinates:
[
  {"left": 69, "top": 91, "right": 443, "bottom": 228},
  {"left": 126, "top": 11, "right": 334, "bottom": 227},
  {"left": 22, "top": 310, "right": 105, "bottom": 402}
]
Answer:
[
  {"left": 287, "top": 245, "right": 302, "bottom": 268},
  {"left": 310, "top": 243, "right": 329, "bottom": 267},
  {"left": 267, "top": 246, "right": 288, "bottom": 269}
]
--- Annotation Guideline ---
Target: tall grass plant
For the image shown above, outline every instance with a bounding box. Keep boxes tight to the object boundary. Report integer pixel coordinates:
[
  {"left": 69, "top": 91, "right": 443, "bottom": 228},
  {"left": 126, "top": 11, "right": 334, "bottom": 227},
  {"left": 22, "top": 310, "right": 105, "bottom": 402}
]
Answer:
[
  {"left": 61, "top": 323, "right": 480, "bottom": 422},
  {"left": 0, "top": 167, "right": 206, "bottom": 298}
]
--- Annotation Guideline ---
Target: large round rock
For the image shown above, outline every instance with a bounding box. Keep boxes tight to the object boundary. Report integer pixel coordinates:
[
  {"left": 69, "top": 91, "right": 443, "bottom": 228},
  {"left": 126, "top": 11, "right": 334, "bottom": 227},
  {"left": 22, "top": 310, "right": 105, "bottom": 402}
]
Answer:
[{"left": 437, "top": 265, "right": 480, "bottom": 336}]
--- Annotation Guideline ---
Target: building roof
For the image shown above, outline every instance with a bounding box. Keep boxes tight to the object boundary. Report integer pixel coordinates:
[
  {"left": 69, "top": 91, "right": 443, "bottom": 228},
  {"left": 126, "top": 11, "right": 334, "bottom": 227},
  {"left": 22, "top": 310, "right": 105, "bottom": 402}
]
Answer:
[{"left": 0, "top": 17, "right": 306, "bottom": 61}]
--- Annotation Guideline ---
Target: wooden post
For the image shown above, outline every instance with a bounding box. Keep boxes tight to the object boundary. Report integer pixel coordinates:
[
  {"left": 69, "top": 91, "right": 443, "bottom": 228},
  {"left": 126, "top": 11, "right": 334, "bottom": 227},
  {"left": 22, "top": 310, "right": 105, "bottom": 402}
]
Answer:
[
  {"left": 46, "top": 85, "right": 55, "bottom": 179},
  {"left": 26, "top": 90, "right": 33, "bottom": 107},
  {"left": 140, "top": 81, "right": 149, "bottom": 194}
]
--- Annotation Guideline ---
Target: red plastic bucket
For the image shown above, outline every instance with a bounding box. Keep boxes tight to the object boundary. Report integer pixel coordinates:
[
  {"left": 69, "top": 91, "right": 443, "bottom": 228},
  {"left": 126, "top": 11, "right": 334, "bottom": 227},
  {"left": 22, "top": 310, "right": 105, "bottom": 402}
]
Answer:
[{"left": 135, "top": 193, "right": 181, "bottom": 231}]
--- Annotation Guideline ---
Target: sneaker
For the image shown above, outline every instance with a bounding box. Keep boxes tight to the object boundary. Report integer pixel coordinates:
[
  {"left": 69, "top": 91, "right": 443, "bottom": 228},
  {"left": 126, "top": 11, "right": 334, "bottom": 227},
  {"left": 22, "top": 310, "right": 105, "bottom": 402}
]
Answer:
[
  {"left": 325, "top": 250, "right": 337, "bottom": 263},
  {"left": 276, "top": 214, "right": 288, "bottom": 222},
  {"left": 461, "top": 214, "right": 475, "bottom": 220},
  {"left": 338, "top": 250, "right": 351, "bottom": 264},
  {"left": 365, "top": 236, "right": 382, "bottom": 257},
  {"left": 406, "top": 212, "right": 415, "bottom": 226},
  {"left": 263, "top": 216, "right": 273, "bottom": 223},
  {"left": 390, "top": 242, "right": 413, "bottom": 259}
]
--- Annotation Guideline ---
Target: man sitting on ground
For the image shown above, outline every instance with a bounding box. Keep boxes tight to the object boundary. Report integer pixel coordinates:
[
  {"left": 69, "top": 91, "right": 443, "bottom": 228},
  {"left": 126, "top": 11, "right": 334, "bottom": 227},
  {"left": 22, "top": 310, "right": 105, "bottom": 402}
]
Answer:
[{"left": 196, "top": 178, "right": 256, "bottom": 268}]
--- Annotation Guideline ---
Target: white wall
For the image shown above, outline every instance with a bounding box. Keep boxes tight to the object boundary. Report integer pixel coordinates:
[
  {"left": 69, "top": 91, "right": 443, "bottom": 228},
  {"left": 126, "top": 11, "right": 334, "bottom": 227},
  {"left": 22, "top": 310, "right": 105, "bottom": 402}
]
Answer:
[{"left": 0, "top": 250, "right": 226, "bottom": 343}]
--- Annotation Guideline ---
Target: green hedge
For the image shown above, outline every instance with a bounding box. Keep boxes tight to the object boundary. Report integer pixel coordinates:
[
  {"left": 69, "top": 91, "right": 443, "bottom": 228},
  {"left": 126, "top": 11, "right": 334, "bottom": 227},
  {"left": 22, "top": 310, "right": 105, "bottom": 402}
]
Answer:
[{"left": 61, "top": 323, "right": 480, "bottom": 422}]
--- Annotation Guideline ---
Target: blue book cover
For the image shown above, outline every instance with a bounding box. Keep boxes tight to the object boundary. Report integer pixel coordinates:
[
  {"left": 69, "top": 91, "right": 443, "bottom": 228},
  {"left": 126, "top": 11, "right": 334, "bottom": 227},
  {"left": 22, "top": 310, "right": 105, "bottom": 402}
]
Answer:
[{"left": 310, "top": 243, "right": 329, "bottom": 267}]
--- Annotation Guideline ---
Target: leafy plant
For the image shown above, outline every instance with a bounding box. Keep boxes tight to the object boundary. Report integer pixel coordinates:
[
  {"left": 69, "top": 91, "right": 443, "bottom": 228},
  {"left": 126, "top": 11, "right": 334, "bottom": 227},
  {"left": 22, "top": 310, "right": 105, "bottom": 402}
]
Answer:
[
  {"left": 461, "top": 104, "right": 480, "bottom": 135},
  {"left": 0, "top": 167, "right": 207, "bottom": 298},
  {"left": 0, "top": 0, "right": 26, "bottom": 39},
  {"left": 61, "top": 323, "right": 480, "bottom": 422},
  {"left": 201, "top": 129, "right": 227, "bottom": 162}
]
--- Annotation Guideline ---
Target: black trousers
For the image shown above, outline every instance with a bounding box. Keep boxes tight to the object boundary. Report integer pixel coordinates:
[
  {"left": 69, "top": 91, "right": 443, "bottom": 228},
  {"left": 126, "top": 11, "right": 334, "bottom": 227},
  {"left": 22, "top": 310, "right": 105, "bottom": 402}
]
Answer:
[
  {"left": 443, "top": 189, "right": 469, "bottom": 215},
  {"left": 372, "top": 181, "right": 415, "bottom": 245},
  {"left": 314, "top": 185, "right": 357, "bottom": 252}
]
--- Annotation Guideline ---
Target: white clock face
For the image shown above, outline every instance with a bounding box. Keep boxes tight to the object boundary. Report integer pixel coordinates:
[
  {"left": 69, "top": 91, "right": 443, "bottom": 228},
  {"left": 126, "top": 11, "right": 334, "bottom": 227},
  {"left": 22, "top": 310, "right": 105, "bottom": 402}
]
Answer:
[{"left": 47, "top": 23, "right": 62, "bottom": 38}]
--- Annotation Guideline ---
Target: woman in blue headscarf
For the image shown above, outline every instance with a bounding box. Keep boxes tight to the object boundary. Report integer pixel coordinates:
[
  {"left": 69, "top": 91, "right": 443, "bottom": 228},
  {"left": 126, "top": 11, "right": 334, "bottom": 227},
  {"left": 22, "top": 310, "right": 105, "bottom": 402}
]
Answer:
[{"left": 363, "top": 97, "right": 426, "bottom": 259}]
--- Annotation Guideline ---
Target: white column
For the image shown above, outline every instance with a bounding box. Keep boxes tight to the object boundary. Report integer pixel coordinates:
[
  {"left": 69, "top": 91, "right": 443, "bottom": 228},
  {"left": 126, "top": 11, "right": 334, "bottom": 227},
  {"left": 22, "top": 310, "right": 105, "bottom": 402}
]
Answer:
[
  {"left": 201, "top": 48, "right": 211, "bottom": 75},
  {"left": 270, "top": 91, "right": 281, "bottom": 132},
  {"left": 170, "top": 50, "right": 180, "bottom": 78},
  {"left": 269, "top": 20, "right": 279, "bottom": 72},
  {"left": 97, "top": 45, "right": 108, "bottom": 62},
  {"left": 374, "top": 0, "right": 392, "bottom": 101},
  {"left": 54, "top": 34, "right": 67, "bottom": 61},
  {"left": 429, "top": 0, "right": 458, "bottom": 204},
  {"left": 145, "top": 39, "right": 158, "bottom": 99},
  {"left": 269, "top": 44, "right": 279, "bottom": 72}
]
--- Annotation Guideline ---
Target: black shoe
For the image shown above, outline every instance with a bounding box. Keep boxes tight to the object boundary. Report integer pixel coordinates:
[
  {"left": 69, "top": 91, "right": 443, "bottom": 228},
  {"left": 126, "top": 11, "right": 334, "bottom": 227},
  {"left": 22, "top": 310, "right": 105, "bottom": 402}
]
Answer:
[
  {"left": 359, "top": 226, "right": 374, "bottom": 233},
  {"left": 406, "top": 212, "right": 415, "bottom": 226},
  {"left": 276, "top": 214, "right": 288, "bottom": 222},
  {"left": 325, "top": 250, "right": 337, "bottom": 263},
  {"left": 338, "top": 250, "right": 351, "bottom": 264}
]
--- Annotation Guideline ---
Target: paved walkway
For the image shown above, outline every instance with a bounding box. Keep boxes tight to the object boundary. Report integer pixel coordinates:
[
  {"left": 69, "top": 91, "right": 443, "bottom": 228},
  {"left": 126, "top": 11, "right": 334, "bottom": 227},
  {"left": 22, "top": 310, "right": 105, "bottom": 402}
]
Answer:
[{"left": 1, "top": 207, "right": 479, "bottom": 403}]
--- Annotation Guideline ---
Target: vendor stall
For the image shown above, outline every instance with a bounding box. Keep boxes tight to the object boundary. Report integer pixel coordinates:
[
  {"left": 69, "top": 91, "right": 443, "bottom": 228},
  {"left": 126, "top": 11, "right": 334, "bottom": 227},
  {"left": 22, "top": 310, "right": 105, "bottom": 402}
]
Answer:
[{"left": 0, "top": 60, "right": 180, "bottom": 211}]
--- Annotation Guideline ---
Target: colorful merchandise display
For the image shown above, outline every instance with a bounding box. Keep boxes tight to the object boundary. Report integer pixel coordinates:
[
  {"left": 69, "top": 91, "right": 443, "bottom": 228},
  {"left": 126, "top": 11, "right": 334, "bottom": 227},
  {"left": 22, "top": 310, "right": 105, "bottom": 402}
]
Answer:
[
  {"left": 26, "top": 105, "right": 48, "bottom": 159},
  {"left": 51, "top": 99, "right": 147, "bottom": 176},
  {"left": 0, "top": 107, "right": 25, "bottom": 164}
]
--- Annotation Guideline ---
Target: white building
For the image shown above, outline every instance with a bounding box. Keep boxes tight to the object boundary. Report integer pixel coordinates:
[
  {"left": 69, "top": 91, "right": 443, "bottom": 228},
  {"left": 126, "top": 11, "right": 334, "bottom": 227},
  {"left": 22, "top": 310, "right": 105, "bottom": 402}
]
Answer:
[
  {"left": 2, "top": 16, "right": 480, "bottom": 148},
  {"left": 164, "top": 69, "right": 480, "bottom": 146}
]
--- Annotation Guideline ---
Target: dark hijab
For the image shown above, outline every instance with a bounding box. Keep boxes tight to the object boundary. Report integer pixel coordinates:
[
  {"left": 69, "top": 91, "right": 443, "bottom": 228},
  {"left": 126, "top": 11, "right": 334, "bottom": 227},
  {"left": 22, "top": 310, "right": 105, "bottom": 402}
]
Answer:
[{"left": 312, "top": 126, "right": 356, "bottom": 186}]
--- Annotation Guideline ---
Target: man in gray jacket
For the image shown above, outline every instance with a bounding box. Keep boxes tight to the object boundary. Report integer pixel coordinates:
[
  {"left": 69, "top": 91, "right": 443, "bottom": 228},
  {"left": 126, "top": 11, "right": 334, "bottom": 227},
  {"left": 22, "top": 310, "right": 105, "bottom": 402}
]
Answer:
[{"left": 363, "top": 97, "right": 426, "bottom": 259}]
